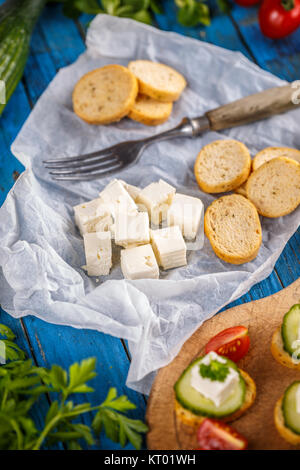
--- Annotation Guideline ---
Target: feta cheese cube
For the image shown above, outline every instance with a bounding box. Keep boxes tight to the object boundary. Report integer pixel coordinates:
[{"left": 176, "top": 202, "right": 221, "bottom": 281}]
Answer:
[
  {"left": 151, "top": 225, "right": 187, "bottom": 270},
  {"left": 167, "top": 193, "right": 204, "bottom": 240},
  {"left": 119, "top": 180, "right": 141, "bottom": 202},
  {"left": 83, "top": 231, "right": 112, "bottom": 276},
  {"left": 74, "top": 198, "right": 112, "bottom": 235},
  {"left": 137, "top": 179, "right": 175, "bottom": 225},
  {"left": 121, "top": 244, "right": 159, "bottom": 280},
  {"left": 114, "top": 211, "right": 150, "bottom": 248},
  {"left": 99, "top": 179, "right": 137, "bottom": 218},
  {"left": 190, "top": 352, "right": 239, "bottom": 408}
]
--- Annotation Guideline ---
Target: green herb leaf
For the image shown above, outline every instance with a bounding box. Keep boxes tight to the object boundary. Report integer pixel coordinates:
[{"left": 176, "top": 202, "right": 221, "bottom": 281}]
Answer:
[
  {"left": 177, "top": 0, "right": 210, "bottom": 27},
  {"left": 101, "top": 387, "right": 137, "bottom": 412},
  {"left": 150, "top": 0, "right": 163, "bottom": 14},
  {"left": 92, "top": 387, "right": 147, "bottom": 449},
  {"left": 216, "top": 0, "right": 231, "bottom": 14},
  {"left": 0, "top": 324, "right": 147, "bottom": 450},
  {"left": 0, "top": 324, "right": 16, "bottom": 340},
  {"left": 199, "top": 359, "right": 230, "bottom": 382},
  {"left": 62, "top": 0, "right": 81, "bottom": 18},
  {"left": 66, "top": 358, "right": 97, "bottom": 396},
  {"left": 74, "top": 0, "right": 103, "bottom": 13}
]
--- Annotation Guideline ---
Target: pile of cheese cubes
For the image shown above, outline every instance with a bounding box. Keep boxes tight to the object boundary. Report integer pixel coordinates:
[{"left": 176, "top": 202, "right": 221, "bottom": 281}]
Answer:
[{"left": 73, "top": 179, "right": 204, "bottom": 280}]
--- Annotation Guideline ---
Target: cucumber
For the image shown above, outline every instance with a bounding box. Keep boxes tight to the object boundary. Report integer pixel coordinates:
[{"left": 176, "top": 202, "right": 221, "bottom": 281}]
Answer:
[
  {"left": 174, "top": 356, "right": 246, "bottom": 418},
  {"left": 0, "top": 0, "right": 46, "bottom": 115},
  {"left": 281, "top": 304, "right": 300, "bottom": 357},
  {"left": 282, "top": 381, "right": 300, "bottom": 435}
]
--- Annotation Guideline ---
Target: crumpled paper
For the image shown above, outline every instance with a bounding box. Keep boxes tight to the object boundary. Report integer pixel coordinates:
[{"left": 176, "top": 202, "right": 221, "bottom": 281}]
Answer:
[{"left": 0, "top": 15, "right": 299, "bottom": 394}]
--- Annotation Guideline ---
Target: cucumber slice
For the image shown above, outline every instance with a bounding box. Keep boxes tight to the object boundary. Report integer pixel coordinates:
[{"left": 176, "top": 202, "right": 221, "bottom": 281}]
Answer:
[
  {"left": 174, "top": 356, "right": 245, "bottom": 417},
  {"left": 281, "top": 304, "right": 300, "bottom": 357},
  {"left": 282, "top": 381, "right": 300, "bottom": 435}
]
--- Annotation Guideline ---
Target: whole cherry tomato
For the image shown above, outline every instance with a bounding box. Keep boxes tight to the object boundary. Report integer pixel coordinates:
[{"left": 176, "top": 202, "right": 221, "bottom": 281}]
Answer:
[
  {"left": 234, "top": 0, "right": 261, "bottom": 6},
  {"left": 197, "top": 419, "right": 248, "bottom": 450},
  {"left": 204, "top": 326, "right": 250, "bottom": 362},
  {"left": 259, "top": 0, "right": 300, "bottom": 39}
]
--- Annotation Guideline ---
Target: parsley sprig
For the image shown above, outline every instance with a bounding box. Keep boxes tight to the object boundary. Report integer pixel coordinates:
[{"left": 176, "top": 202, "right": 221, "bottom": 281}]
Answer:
[
  {"left": 0, "top": 323, "right": 147, "bottom": 450},
  {"left": 51, "top": 0, "right": 231, "bottom": 27},
  {"left": 199, "top": 359, "right": 229, "bottom": 382}
]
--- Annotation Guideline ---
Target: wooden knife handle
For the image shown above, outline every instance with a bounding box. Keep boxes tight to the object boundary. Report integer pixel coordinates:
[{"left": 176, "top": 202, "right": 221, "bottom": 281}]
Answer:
[{"left": 205, "top": 84, "right": 300, "bottom": 131}]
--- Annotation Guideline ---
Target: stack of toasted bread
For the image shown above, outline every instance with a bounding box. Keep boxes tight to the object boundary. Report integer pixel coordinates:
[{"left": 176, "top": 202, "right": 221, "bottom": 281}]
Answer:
[
  {"left": 72, "top": 61, "right": 186, "bottom": 126},
  {"left": 195, "top": 141, "right": 300, "bottom": 265}
]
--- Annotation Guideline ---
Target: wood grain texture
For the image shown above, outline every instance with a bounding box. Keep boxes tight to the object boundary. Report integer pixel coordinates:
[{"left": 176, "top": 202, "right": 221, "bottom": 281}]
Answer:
[
  {"left": 146, "top": 277, "right": 300, "bottom": 450},
  {"left": 206, "top": 84, "right": 300, "bottom": 131},
  {"left": 230, "top": 5, "right": 300, "bottom": 82}
]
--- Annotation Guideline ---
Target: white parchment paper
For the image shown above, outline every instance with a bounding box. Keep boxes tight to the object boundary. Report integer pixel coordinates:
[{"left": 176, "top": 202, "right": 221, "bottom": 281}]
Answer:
[{"left": 0, "top": 15, "right": 299, "bottom": 394}]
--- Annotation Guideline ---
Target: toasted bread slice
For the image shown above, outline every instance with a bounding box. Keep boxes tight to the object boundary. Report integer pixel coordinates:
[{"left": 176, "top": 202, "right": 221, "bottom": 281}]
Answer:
[
  {"left": 174, "top": 369, "right": 256, "bottom": 431},
  {"left": 274, "top": 396, "right": 300, "bottom": 445},
  {"left": 271, "top": 327, "right": 300, "bottom": 370},
  {"left": 194, "top": 140, "right": 251, "bottom": 193},
  {"left": 128, "top": 94, "right": 172, "bottom": 126},
  {"left": 204, "top": 194, "right": 262, "bottom": 265},
  {"left": 246, "top": 157, "right": 300, "bottom": 218},
  {"left": 128, "top": 60, "right": 186, "bottom": 102},
  {"left": 253, "top": 147, "right": 300, "bottom": 171},
  {"left": 234, "top": 181, "right": 248, "bottom": 198},
  {"left": 73, "top": 65, "right": 138, "bottom": 124}
]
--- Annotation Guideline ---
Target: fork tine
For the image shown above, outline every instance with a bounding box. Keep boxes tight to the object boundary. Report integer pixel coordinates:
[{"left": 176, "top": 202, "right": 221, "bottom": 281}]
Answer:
[
  {"left": 50, "top": 161, "right": 124, "bottom": 181},
  {"left": 44, "top": 154, "right": 119, "bottom": 170},
  {"left": 49, "top": 158, "right": 121, "bottom": 176},
  {"left": 43, "top": 145, "right": 117, "bottom": 165}
]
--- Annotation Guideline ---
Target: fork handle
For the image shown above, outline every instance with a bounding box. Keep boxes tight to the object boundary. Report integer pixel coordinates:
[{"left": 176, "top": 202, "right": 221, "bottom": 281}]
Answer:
[{"left": 203, "top": 83, "right": 299, "bottom": 132}]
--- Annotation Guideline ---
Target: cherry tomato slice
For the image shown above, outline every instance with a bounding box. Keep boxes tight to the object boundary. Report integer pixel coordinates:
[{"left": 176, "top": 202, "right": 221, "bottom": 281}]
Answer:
[
  {"left": 197, "top": 419, "right": 248, "bottom": 450},
  {"left": 204, "top": 326, "right": 250, "bottom": 362},
  {"left": 234, "top": 0, "right": 261, "bottom": 6},
  {"left": 259, "top": 0, "right": 300, "bottom": 39}
]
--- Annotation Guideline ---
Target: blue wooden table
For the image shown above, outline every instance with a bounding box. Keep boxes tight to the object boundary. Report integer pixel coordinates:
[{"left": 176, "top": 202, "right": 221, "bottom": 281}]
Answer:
[{"left": 0, "top": 0, "right": 299, "bottom": 450}]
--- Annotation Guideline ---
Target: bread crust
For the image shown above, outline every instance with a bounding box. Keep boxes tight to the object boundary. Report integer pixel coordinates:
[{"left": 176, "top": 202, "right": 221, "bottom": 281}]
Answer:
[
  {"left": 274, "top": 396, "right": 300, "bottom": 446},
  {"left": 128, "top": 60, "right": 186, "bottom": 102},
  {"left": 204, "top": 194, "right": 262, "bottom": 265},
  {"left": 253, "top": 147, "right": 300, "bottom": 171},
  {"left": 174, "top": 369, "right": 256, "bottom": 429},
  {"left": 128, "top": 94, "right": 172, "bottom": 126},
  {"left": 271, "top": 327, "right": 300, "bottom": 370},
  {"left": 73, "top": 65, "right": 138, "bottom": 125},
  {"left": 234, "top": 181, "right": 248, "bottom": 197},
  {"left": 194, "top": 140, "right": 251, "bottom": 194},
  {"left": 246, "top": 157, "right": 300, "bottom": 218}
]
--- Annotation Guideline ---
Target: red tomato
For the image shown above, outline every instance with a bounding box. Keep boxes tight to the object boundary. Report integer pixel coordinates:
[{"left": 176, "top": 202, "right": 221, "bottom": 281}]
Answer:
[
  {"left": 204, "top": 326, "right": 250, "bottom": 362},
  {"left": 234, "top": 0, "right": 261, "bottom": 6},
  {"left": 197, "top": 419, "right": 248, "bottom": 450},
  {"left": 259, "top": 0, "right": 300, "bottom": 39}
]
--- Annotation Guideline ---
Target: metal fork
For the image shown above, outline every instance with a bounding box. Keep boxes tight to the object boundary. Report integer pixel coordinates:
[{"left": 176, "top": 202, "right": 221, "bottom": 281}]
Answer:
[{"left": 44, "top": 84, "right": 299, "bottom": 181}]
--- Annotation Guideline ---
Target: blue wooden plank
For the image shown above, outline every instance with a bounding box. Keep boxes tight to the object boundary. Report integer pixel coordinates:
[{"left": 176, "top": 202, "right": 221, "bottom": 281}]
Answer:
[
  {"left": 0, "top": 80, "right": 26, "bottom": 204},
  {"left": 23, "top": 5, "right": 85, "bottom": 104},
  {"left": 153, "top": 0, "right": 253, "bottom": 59},
  {"left": 230, "top": 4, "right": 300, "bottom": 82}
]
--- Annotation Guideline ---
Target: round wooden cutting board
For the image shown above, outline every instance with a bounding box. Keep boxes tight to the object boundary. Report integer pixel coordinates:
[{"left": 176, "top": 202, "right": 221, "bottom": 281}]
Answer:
[{"left": 146, "top": 277, "right": 300, "bottom": 450}]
